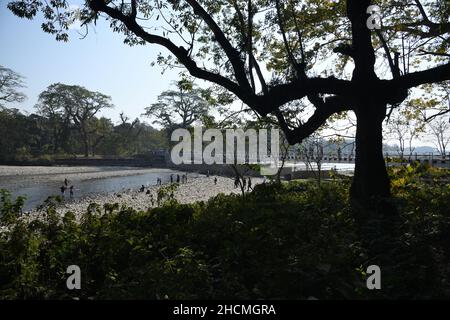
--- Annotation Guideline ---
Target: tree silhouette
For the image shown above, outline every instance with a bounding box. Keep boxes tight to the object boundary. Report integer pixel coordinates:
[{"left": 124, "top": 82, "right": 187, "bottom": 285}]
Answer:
[
  {"left": 0, "top": 66, "right": 26, "bottom": 108},
  {"left": 8, "top": 0, "right": 450, "bottom": 205},
  {"left": 144, "top": 81, "right": 210, "bottom": 129}
]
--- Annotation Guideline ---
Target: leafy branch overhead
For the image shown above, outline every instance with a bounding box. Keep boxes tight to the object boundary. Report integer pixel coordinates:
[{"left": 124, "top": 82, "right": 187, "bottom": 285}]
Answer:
[
  {"left": 7, "top": 0, "right": 449, "bottom": 142},
  {"left": 7, "top": 0, "right": 450, "bottom": 201}
]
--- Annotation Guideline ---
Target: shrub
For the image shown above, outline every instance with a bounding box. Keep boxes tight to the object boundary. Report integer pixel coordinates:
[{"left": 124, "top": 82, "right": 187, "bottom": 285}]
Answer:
[{"left": 0, "top": 165, "right": 449, "bottom": 299}]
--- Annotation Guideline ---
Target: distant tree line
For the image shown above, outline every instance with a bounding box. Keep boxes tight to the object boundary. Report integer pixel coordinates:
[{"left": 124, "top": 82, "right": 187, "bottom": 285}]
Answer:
[
  {"left": 0, "top": 106, "right": 168, "bottom": 162},
  {"left": 0, "top": 68, "right": 168, "bottom": 162}
]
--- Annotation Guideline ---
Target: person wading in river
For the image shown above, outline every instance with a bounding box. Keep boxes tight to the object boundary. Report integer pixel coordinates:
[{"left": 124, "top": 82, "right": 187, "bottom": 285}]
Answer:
[{"left": 60, "top": 185, "right": 66, "bottom": 197}]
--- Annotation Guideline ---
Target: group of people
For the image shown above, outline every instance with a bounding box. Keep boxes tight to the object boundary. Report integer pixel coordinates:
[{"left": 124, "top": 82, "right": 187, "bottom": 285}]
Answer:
[
  {"left": 140, "top": 173, "right": 190, "bottom": 192},
  {"left": 60, "top": 178, "right": 74, "bottom": 198},
  {"left": 155, "top": 173, "right": 188, "bottom": 186},
  {"left": 170, "top": 174, "right": 188, "bottom": 184},
  {"left": 56, "top": 173, "right": 256, "bottom": 207},
  {"left": 234, "top": 176, "right": 252, "bottom": 191},
  {"left": 58, "top": 172, "right": 254, "bottom": 203}
]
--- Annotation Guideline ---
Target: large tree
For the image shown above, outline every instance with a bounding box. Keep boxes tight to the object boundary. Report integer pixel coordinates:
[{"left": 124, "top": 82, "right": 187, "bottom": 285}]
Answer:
[
  {"left": 0, "top": 65, "right": 26, "bottom": 108},
  {"left": 385, "top": 111, "right": 424, "bottom": 161},
  {"left": 35, "top": 85, "right": 72, "bottom": 153},
  {"left": 36, "top": 83, "right": 113, "bottom": 157},
  {"left": 427, "top": 115, "right": 450, "bottom": 158},
  {"left": 144, "top": 80, "right": 210, "bottom": 129},
  {"left": 8, "top": 0, "right": 450, "bottom": 204}
]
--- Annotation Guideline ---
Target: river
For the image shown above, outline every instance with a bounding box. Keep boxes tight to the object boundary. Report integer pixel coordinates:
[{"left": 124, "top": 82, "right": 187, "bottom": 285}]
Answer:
[{"left": 0, "top": 166, "right": 190, "bottom": 211}]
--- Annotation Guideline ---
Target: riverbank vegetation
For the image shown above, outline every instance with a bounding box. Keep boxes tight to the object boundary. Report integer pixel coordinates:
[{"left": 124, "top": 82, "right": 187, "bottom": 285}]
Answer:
[
  {"left": 1, "top": 163, "right": 448, "bottom": 299},
  {"left": 0, "top": 105, "right": 168, "bottom": 163}
]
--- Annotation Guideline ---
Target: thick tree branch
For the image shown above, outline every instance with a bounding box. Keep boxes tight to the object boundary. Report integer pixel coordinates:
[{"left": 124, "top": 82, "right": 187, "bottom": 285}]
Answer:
[
  {"left": 414, "top": 0, "right": 430, "bottom": 23},
  {"left": 265, "top": 78, "right": 352, "bottom": 113},
  {"left": 276, "top": 96, "right": 350, "bottom": 144},
  {"left": 88, "top": 0, "right": 261, "bottom": 111},
  {"left": 130, "top": 0, "right": 136, "bottom": 19},
  {"left": 390, "top": 62, "right": 450, "bottom": 90},
  {"left": 184, "top": 0, "right": 251, "bottom": 91},
  {"left": 275, "top": 0, "right": 300, "bottom": 72},
  {"left": 376, "top": 30, "right": 400, "bottom": 79},
  {"left": 385, "top": 22, "right": 450, "bottom": 39}
]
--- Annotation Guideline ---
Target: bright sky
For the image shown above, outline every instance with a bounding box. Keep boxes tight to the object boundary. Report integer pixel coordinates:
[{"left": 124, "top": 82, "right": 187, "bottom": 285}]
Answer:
[{"left": 0, "top": 1, "right": 179, "bottom": 124}]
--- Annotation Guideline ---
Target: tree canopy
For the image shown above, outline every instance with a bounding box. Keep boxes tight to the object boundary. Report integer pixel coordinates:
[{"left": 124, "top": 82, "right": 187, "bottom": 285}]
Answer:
[
  {"left": 0, "top": 65, "right": 26, "bottom": 108},
  {"left": 7, "top": 0, "right": 450, "bottom": 201},
  {"left": 144, "top": 80, "right": 210, "bottom": 129},
  {"left": 36, "top": 83, "right": 114, "bottom": 157}
]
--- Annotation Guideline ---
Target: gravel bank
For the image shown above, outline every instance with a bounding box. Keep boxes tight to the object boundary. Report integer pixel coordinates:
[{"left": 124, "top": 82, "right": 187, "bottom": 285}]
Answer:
[
  {"left": 24, "top": 176, "right": 261, "bottom": 220},
  {"left": 0, "top": 166, "right": 261, "bottom": 221}
]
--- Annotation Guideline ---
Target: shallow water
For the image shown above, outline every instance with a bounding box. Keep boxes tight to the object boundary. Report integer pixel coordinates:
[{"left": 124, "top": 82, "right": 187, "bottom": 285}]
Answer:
[
  {"left": 2, "top": 169, "right": 189, "bottom": 211},
  {"left": 288, "top": 162, "right": 355, "bottom": 171}
]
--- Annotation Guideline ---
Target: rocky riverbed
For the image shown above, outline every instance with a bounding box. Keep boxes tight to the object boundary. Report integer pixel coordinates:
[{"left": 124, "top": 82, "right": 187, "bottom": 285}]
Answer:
[
  {"left": 0, "top": 166, "right": 261, "bottom": 221},
  {"left": 50, "top": 176, "right": 258, "bottom": 216}
]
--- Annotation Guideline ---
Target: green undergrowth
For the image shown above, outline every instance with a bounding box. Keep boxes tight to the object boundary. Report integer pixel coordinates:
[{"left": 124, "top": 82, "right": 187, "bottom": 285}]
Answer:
[{"left": 0, "top": 163, "right": 449, "bottom": 299}]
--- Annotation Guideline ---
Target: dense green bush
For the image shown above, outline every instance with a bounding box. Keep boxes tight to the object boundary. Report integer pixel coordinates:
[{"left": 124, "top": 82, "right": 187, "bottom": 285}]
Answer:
[{"left": 0, "top": 164, "right": 449, "bottom": 299}]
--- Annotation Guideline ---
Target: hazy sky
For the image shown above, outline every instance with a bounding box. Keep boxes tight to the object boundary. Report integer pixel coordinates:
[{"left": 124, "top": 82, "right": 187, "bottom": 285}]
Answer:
[{"left": 0, "top": 1, "right": 179, "bottom": 124}]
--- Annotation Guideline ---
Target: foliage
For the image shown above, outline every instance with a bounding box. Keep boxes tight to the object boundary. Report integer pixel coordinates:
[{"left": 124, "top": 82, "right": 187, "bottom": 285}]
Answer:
[
  {"left": 35, "top": 83, "right": 114, "bottom": 157},
  {"left": 426, "top": 116, "right": 450, "bottom": 158},
  {"left": 0, "top": 106, "right": 168, "bottom": 162},
  {"left": 0, "top": 65, "right": 26, "bottom": 108},
  {"left": 144, "top": 81, "right": 211, "bottom": 130},
  {"left": 156, "top": 183, "right": 179, "bottom": 206},
  {"left": 6, "top": 0, "right": 449, "bottom": 125},
  {"left": 1, "top": 165, "right": 449, "bottom": 299},
  {"left": 0, "top": 189, "right": 26, "bottom": 225}
]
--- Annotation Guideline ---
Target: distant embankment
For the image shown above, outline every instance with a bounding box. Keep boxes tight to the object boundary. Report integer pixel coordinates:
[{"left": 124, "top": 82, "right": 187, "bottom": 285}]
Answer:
[
  {"left": 167, "top": 163, "right": 350, "bottom": 179},
  {"left": 168, "top": 163, "right": 261, "bottom": 177},
  {"left": 0, "top": 156, "right": 167, "bottom": 167}
]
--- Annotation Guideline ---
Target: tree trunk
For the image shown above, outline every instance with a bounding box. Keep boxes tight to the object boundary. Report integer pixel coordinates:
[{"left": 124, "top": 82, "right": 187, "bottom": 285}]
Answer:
[
  {"left": 84, "top": 142, "right": 89, "bottom": 158},
  {"left": 350, "top": 102, "right": 390, "bottom": 202},
  {"left": 82, "top": 130, "right": 89, "bottom": 158},
  {"left": 351, "top": 101, "right": 399, "bottom": 259},
  {"left": 53, "top": 124, "right": 60, "bottom": 153}
]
